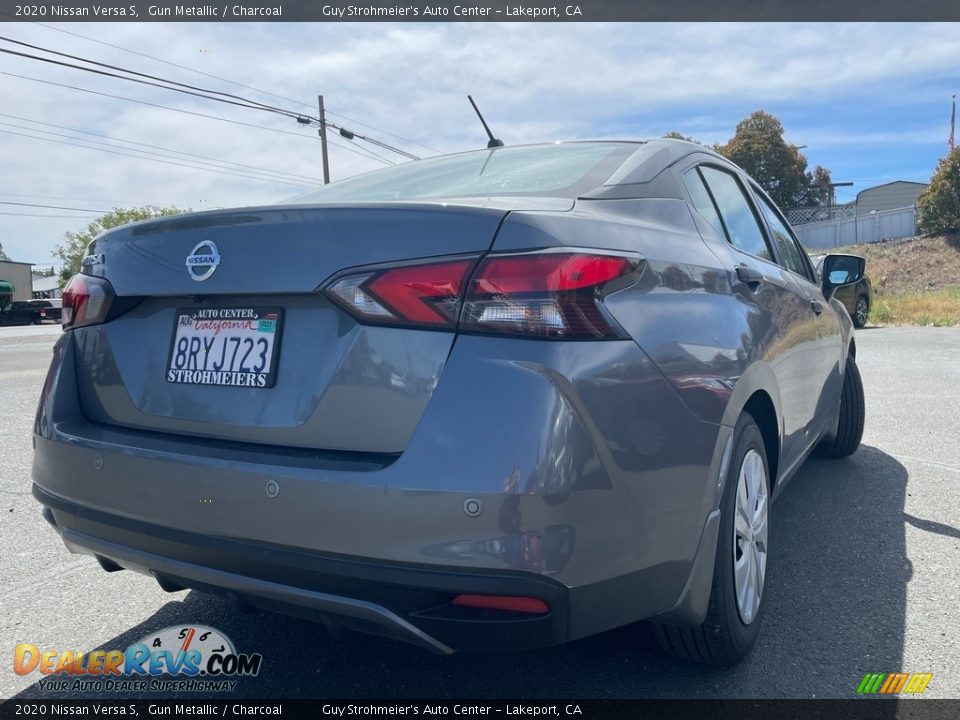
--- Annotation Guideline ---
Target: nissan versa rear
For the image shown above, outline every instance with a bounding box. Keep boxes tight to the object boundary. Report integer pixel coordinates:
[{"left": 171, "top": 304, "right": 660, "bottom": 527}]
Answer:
[{"left": 33, "top": 139, "right": 866, "bottom": 665}]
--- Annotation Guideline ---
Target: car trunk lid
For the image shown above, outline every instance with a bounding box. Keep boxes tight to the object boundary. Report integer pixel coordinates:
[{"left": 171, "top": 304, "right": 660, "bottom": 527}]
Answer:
[{"left": 72, "top": 203, "right": 509, "bottom": 454}]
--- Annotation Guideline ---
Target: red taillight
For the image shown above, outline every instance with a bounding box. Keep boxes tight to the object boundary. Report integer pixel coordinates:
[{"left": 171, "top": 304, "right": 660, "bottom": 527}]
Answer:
[
  {"left": 62, "top": 274, "right": 115, "bottom": 331},
  {"left": 471, "top": 254, "right": 629, "bottom": 294},
  {"left": 323, "top": 251, "right": 637, "bottom": 339},
  {"left": 325, "top": 259, "right": 473, "bottom": 328},
  {"left": 452, "top": 594, "right": 550, "bottom": 614},
  {"left": 461, "top": 253, "right": 633, "bottom": 339}
]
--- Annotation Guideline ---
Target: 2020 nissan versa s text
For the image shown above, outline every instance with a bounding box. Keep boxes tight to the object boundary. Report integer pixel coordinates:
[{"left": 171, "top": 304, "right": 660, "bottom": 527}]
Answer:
[{"left": 33, "top": 139, "right": 866, "bottom": 665}]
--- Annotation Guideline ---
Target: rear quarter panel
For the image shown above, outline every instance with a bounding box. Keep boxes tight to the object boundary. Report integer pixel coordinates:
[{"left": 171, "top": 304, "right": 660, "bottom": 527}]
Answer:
[{"left": 495, "top": 198, "right": 760, "bottom": 430}]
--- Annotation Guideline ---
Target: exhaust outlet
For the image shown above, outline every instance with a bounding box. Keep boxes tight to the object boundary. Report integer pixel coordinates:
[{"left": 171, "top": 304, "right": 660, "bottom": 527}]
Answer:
[
  {"left": 96, "top": 555, "right": 124, "bottom": 573},
  {"left": 155, "top": 575, "right": 186, "bottom": 593},
  {"left": 41, "top": 507, "right": 58, "bottom": 530}
]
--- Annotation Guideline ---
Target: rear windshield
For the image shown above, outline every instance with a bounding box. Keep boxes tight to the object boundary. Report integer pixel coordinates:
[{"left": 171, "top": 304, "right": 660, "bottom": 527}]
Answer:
[{"left": 290, "top": 142, "right": 638, "bottom": 203}]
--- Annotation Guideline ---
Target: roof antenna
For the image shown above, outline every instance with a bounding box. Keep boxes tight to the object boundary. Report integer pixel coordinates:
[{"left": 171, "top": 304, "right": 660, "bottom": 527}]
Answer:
[{"left": 467, "top": 95, "right": 504, "bottom": 148}]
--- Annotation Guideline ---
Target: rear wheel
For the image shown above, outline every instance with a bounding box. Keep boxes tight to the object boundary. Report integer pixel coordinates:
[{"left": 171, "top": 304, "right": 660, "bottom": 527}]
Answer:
[
  {"left": 814, "top": 355, "right": 865, "bottom": 458},
  {"left": 853, "top": 295, "right": 869, "bottom": 328},
  {"left": 653, "top": 413, "right": 770, "bottom": 665}
]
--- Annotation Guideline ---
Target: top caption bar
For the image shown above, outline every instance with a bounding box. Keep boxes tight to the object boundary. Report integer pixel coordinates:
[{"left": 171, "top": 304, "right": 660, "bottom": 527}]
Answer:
[{"left": 3, "top": 0, "right": 960, "bottom": 22}]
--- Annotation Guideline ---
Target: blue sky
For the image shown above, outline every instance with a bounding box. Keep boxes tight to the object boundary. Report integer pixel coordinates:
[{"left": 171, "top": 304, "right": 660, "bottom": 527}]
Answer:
[
  {"left": 645, "top": 95, "right": 952, "bottom": 204},
  {"left": 1, "top": 22, "right": 957, "bottom": 264}
]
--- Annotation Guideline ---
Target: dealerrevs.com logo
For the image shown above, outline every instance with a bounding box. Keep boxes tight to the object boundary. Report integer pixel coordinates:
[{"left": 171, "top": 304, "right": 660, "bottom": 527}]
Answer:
[{"left": 14, "top": 625, "right": 262, "bottom": 693}]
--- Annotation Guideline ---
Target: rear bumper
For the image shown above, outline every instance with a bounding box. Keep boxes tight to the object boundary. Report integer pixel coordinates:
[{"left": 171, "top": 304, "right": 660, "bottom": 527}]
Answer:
[
  {"left": 36, "top": 483, "right": 571, "bottom": 653},
  {"left": 32, "top": 331, "right": 730, "bottom": 650}
]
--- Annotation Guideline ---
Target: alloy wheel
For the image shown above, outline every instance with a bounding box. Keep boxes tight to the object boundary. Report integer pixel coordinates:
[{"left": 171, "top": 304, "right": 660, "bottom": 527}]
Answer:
[
  {"left": 855, "top": 296, "right": 868, "bottom": 326},
  {"left": 733, "top": 448, "right": 768, "bottom": 625}
]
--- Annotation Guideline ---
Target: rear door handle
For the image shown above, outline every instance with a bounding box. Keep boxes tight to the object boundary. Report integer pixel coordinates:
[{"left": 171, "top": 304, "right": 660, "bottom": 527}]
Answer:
[
  {"left": 811, "top": 300, "right": 824, "bottom": 315},
  {"left": 736, "top": 265, "right": 763, "bottom": 289}
]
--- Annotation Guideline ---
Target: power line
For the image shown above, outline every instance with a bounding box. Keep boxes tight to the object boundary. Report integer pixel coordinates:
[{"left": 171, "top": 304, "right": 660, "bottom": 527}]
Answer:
[
  {"left": 0, "top": 211, "right": 100, "bottom": 218},
  {"left": 1, "top": 128, "right": 314, "bottom": 187},
  {"left": 29, "top": 20, "right": 442, "bottom": 154},
  {"left": 0, "top": 37, "right": 306, "bottom": 121},
  {"left": 0, "top": 120, "right": 321, "bottom": 184},
  {"left": 0, "top": 35, "right": 418, "bottom": 161},
  {"left": 335, "top": 126, "right": 420, "bottom": 161},
  {"left": 0, "top": 201, "right": 107, "bottom": 212},
  {"left": 0, "top": 192, "right": 216, "bottom": 206},
  {"left": 0, "top": 70, "right": 308, "bottom": 137},
  {"left": 0, "top": 114, "right": 326, "bottom": 184},
  {"left": 325, "top": 110, "right": 441, "bottom": 155},
  {"left": 0, "top": 128, "right": 316, "bottom": 187},
  {"left": 0, "top": 71, "right": 393, "bottom": 166}
]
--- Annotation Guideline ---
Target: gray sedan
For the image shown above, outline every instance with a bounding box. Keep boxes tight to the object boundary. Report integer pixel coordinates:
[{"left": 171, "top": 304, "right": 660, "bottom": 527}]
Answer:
[{"left": 33, "top": 139, "right": 865, "bottom": 666}]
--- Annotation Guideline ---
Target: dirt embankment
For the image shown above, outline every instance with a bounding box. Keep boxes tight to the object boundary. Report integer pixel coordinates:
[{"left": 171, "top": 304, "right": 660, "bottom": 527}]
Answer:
[
  {"left": 833, "top": 235, "right": 960, "bottom": 296},
  {"left": 827, "top": 235, "right": 960, "bottom": 326}
]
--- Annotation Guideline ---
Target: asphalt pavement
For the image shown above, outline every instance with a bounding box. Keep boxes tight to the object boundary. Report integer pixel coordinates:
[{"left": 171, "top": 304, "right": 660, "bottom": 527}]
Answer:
[{"left": 2, "top": 323, "right": 958, "bottom": 699}]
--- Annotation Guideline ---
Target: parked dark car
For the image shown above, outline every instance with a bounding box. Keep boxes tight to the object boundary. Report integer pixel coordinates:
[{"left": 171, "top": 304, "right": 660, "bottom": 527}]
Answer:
[
  {"left": 812, "top": 254, "right": 872, "bottom": 327},
  {"left": 0, "top": 300, "right": 46, "bottom": 326},
  {"left": 28, "top": 298, "right": 62, "bottom": 323},
  {"left": 33, "top": 139, "right": 867, "bottom": 666}
]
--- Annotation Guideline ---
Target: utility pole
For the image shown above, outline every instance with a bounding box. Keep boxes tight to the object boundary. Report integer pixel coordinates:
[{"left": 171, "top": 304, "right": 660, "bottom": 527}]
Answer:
[
  {"left": 318, "top": 95, "right": 331, "bottom": 184},
  {"left": 827, "top": 181, "right": 853, "bottom": 221}
]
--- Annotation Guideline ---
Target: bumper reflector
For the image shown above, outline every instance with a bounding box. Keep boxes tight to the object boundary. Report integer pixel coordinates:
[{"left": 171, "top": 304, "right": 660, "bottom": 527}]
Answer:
[{"left": 452, "top": 594, "right": 550, "bottom": 614}]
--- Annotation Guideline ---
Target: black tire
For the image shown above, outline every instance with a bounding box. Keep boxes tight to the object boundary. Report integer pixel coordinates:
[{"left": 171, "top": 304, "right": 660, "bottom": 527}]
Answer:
[
  {"left": 814, "top": 355, "right": 865, "bottom": 458},
  {"left": 652, "top": 413, "right": 770, "bottom": 666},
  {"left": 853, "top": 295, "right": 869, "bottom": 328}
]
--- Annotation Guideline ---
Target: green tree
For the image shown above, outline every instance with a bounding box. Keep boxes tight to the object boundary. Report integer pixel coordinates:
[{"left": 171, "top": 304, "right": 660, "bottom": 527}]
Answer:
[
  {"left": 803, "top": 165, "right": 834, "bottom": 206},
  {"left": 663, "top": 131, "right": 701, "bottom": 144},
  {"left": 53, "top": 206, "right": 186, "bottom": 283},
  {"left": 917, "top": 148, "right": 960, "bottom": 234},
  {"left": 716, "top": 111, "right": 812, "bottom": 208}
]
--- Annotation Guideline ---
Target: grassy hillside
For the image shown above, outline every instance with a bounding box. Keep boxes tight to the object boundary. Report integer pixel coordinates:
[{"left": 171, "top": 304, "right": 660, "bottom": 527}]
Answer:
[{"left": 821, "top": 235, "right": 960, "bottom": 326}]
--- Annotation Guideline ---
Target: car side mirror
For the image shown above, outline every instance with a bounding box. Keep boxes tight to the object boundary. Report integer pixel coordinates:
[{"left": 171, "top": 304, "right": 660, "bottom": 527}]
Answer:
[{"left": 820, "top": 254, "right": 865, "bottom": 301}]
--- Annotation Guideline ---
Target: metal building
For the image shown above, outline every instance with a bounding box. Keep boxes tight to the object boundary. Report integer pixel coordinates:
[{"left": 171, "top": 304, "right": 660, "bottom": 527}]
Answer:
[
  {"left": 856, "top": 181, "right": 928, "bottom": 216},
  {"left": 0, "top": 260, "right": 34, "bottom": 303},
  {"left": 32, "top": 274, "right": 62, "bottom": 299}
]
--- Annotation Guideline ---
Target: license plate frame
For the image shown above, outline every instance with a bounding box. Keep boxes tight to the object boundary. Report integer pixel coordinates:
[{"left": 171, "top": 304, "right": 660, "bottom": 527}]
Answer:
[{"left": 166, "top": 306, "right": 284, "bottom": 388}]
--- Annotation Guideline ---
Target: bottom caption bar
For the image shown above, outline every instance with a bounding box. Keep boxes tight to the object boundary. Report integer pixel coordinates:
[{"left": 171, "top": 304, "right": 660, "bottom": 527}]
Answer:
[{"left": 2, "top": 700, "right": 960, "bottom": 720}]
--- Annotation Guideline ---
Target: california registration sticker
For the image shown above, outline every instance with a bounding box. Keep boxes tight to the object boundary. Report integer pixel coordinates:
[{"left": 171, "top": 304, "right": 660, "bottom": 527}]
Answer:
[{"left": 258, "top": 312, "right": 278, "bottom": 333}]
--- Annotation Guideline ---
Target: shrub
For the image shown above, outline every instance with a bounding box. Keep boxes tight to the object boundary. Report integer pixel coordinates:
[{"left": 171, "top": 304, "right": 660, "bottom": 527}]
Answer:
[{"left": 917, "top": 148, "right": 960, "bottom": 234}]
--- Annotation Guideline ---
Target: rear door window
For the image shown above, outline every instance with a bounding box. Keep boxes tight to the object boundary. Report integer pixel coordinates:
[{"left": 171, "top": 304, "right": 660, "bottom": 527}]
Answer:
[
  {"left": 755, "top": 193, "right": 814, "bottom": 282},
  {"left": 682, "top": 169, "right": 727, "bottom": 239},
  {"left": 699, "top": 166, "right": 774, "bottom": 263}
]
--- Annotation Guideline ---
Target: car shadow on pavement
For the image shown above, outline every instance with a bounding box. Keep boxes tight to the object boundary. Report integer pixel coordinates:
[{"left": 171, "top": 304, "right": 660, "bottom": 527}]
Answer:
[{"left": 14, "top": 445, "right": 909, "bottom": 701}]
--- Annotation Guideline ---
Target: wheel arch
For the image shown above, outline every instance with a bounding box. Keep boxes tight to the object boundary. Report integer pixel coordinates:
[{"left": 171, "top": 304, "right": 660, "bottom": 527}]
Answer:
[
  {"left": 742, "top": 391, "right": 779, "bottom": 489},
  {"left": 720, "top": 363, "right": 782, "bottom": 486}
]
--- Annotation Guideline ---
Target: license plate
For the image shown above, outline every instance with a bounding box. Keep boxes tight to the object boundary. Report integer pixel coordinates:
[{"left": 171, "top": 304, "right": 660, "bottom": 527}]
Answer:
[{"left": 166, "top": 307, "right": 283, "bottom": 388}]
